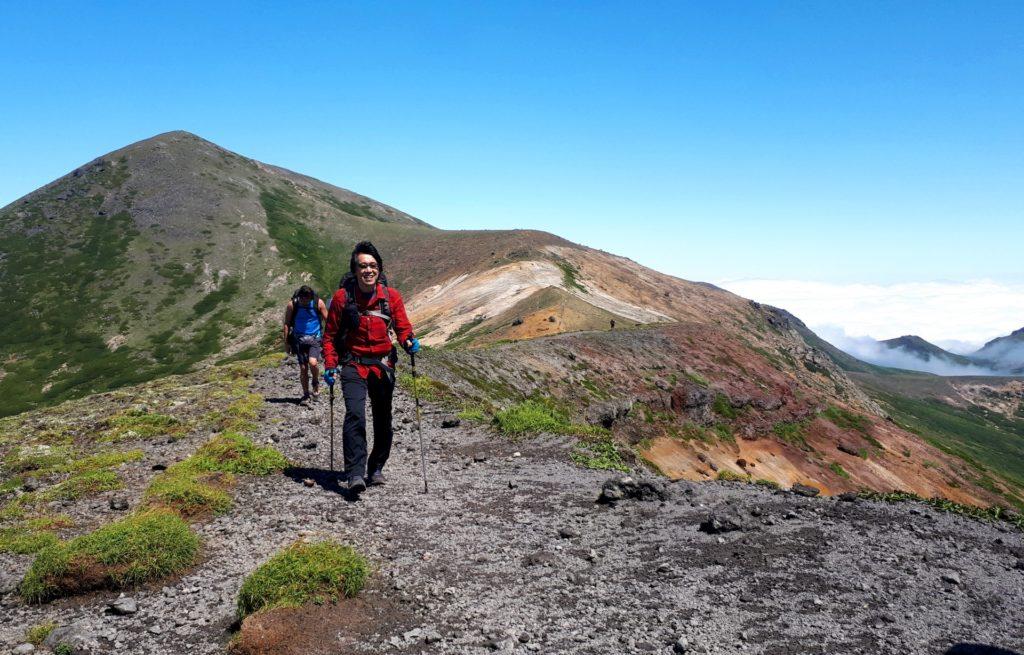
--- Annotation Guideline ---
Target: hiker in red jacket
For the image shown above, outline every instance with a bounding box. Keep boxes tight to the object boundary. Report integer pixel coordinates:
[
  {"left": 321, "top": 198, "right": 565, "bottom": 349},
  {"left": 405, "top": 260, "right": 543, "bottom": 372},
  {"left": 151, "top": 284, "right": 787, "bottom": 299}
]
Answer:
[{"left": 322, "top": 241, "right": 419, "bottom": 495}]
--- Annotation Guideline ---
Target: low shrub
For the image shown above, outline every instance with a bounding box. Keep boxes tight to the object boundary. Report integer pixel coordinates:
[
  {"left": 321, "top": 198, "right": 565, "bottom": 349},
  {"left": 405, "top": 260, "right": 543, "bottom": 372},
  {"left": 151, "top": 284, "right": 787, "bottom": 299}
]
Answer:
[{"left": 237, "top": 541, "right": 370, "bottom": 619}]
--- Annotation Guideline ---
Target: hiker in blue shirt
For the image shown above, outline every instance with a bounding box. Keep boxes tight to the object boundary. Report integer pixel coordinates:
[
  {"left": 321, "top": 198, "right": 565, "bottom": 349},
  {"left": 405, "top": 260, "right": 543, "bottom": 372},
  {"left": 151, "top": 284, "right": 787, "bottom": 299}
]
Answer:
[{"left": 282, "top": 285, "right": 329, "bottom": 401}]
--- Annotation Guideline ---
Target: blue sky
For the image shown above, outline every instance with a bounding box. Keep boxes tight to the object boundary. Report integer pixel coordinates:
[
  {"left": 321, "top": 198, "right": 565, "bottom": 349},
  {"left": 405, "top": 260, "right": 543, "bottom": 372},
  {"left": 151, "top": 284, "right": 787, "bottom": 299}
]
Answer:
[{"left": 1, "top": 2, "right": 1021, "bottom": 340}]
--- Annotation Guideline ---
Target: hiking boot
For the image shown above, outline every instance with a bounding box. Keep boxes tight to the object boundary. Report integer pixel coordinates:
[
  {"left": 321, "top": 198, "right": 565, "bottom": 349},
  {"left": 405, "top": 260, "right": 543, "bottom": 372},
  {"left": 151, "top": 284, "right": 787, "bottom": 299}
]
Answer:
[
  {"left": 342, "top": 477, "right": 366, "bottom": 496},
  {"left": 367, "top": 470, "right": 386, "bottom": 486},
  {"left": 311, "top": 385, "right": 320, "bottom": 399}
]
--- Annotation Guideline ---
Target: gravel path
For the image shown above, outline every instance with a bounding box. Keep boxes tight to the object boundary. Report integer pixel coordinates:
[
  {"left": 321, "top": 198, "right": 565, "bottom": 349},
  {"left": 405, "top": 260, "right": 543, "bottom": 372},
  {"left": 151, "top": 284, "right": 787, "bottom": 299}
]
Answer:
[{"left": 2, "top": 357, "right": 1023, "bottom": 655}]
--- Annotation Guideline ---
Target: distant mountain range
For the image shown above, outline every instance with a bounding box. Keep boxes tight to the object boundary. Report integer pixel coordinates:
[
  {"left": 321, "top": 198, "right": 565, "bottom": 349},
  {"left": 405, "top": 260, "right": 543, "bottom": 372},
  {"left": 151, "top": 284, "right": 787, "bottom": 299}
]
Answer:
[{"left": 863, "top": 330, "right": 1024, "bottom": 376}]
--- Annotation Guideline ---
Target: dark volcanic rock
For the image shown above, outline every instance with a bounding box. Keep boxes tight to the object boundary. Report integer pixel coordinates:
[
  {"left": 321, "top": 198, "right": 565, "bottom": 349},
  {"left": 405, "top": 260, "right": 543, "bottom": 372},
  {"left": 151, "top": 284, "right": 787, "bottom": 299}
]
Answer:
[
  {"left": 791, "top": 483, "right": 820, "bottom": 497},
  {"left": 699, "top": 512, "right": 747, "bottom": 534},
  {"left": 837, "top": 442, "right": 860, "bottom": 456},
  {"left": 597, "top": 476, "right": 668, "bottom": 504}
]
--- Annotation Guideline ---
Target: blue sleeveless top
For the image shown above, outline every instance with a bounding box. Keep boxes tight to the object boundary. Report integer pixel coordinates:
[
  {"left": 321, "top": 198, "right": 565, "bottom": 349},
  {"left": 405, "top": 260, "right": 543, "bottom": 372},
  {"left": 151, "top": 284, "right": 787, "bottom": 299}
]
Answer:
[{"left": 292, "top": 300, "right": 321, "bottom": 336}]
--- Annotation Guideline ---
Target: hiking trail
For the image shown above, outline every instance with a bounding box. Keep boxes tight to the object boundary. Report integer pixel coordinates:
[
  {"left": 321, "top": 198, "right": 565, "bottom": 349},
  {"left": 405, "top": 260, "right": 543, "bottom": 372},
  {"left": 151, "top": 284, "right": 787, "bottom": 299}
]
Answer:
[{"left": 2, "top": 357, "right": 1022, "bottom": 654}]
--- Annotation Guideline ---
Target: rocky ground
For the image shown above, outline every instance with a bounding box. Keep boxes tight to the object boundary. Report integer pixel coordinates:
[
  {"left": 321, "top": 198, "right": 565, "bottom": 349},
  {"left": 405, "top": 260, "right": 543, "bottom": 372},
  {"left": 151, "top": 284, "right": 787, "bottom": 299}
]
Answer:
[{"left": 2, "top": 357, "right": 1023, "bottom": 655}]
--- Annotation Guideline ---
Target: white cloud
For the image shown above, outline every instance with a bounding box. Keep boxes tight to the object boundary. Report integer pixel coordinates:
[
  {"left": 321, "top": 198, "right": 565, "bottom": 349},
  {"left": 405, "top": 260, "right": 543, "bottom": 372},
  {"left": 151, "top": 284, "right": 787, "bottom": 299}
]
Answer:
[
  {"left": 813, "top": 325, "right": 1006, "bottom": 376},
  {"left": 717, "top": 278, "right": 1024, "bottom": 350}
]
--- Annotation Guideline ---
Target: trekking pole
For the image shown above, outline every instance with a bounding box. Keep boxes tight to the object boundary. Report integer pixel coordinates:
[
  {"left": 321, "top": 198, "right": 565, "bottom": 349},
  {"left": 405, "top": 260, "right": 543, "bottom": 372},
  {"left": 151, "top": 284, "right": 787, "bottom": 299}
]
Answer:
[
  {"left": 411, "top": 352, "right": 428, "bottom": 494},
  {"left": 329, "top": 382, "right": 335, "bottom": 473}
]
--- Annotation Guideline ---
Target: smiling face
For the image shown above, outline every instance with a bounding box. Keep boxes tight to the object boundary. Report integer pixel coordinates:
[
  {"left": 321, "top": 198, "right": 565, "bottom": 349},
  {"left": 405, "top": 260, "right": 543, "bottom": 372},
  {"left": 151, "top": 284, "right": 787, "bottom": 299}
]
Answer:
[{"left": 355, "top": 253, "right": 379, "bottom": 291}]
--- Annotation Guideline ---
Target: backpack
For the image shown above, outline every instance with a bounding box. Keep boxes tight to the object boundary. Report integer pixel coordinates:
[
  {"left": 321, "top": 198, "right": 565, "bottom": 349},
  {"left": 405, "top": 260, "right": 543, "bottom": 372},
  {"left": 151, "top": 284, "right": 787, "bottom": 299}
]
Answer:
[
  {"left": 336, "top": 272, "right": 392, "bottom": 341},
  {"left": 289, "top": 289, "right": 324, "bottom": 335}
]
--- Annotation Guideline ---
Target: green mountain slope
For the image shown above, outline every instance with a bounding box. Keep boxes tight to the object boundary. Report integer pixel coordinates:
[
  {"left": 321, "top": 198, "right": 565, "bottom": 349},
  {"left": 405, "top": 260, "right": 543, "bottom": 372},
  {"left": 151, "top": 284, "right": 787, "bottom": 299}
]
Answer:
[{"left": 0, "top": 131, "right": 433, "bottom": 416}]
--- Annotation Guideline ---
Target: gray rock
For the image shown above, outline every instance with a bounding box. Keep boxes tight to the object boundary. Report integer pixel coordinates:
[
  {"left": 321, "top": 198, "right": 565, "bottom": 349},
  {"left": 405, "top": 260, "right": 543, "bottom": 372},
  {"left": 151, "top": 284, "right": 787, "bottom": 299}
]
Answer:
[
  {"left": 941, "top": 572, "right": 962, "bottom": 585},
  {"left": 699, "top": 512, "right": 746, "bottom": 534},
  {"left": 108, "top": 596, "right": 138, "bottom": 615},
  {"left": 673, "top": 636, "right": 689, "bottom": 653},
  {"left": 22, "top": 477, "right": 40, "bottom": 492},
  {"left": 109, "top": 496, "right": 130, "bottom": 511},
  {"left": 13, "top": 644, "right": 36, "bottom": 654},
  {"left": 597, "top": 476, "right": 668, "bottom": 504},
  {"left": 791, "top": 483, "right": 820, "bottom": 497},
  {"left": 44, "top": 624, "right": 95, "bottom": 654},
  {"left": 441, "top": 416, "right": 461, "bottom": 428}
]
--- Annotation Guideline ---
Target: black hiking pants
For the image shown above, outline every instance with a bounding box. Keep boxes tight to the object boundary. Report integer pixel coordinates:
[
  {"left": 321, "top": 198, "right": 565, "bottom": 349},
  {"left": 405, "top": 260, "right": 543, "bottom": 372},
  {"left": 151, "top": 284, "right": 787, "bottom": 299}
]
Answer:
[{"left": 340, "top": 366, "right": 395, "bottom": 484}]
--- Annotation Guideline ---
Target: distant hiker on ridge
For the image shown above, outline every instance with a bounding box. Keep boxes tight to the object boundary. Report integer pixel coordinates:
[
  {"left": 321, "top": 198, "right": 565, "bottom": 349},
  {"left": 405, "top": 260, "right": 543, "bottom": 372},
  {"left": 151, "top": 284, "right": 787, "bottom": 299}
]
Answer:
[
  {"left": 321, "top": 241, "right": 419, "bottom": 495},
  {"left": 283, "top": 285, "right": 329, "bottom": 401}
]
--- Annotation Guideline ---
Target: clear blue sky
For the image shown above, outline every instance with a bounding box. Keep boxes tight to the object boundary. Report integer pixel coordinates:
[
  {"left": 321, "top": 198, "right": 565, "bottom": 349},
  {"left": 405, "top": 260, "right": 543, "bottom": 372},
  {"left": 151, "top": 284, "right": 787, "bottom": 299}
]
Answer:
[{"left": 2, "top": 1, "right": 1022, "bottom": 287}]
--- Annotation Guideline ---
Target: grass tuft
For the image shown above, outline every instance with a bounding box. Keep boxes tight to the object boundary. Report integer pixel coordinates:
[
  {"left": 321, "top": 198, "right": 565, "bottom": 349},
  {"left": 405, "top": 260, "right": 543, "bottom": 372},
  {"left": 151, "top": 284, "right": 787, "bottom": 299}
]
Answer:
[
  {"left": 41, "top": 470, "right": 122, "bottom": 501},
  {"left": 25, "top": 622, "right": 57, "bottom": 646},
  {"left": 237, "top": 540, "right": 370, "bottom": 619},
  {"left": 493, "top": 398, "right": 604, "bottom": 437},
  {"left": 106, "top": 410, "right": 185, "bottom": 441},
  {"left": 144, "top": 464, "right": 234, "bottom": 518},
  {"left": 820, "top": 405, "right": 871, "bottom": 435},
  {"left": 773, "top": 420, "right": 812, "bottom": 451},
  {"left": 20, "top": 509, "right": 199, "bottom": 603},
  {"left": 858, "top": 490, "right": 1024, "bottom": 530},
  {"left": 712, "top": 393, "right": 737, "bottom": 419},
  {"left": 571, "top": 436, "right": 629, "bottom": 472},
  {"left": 185, "top": 432, "right": 288, "bottom": 475},
  {"left": 717, "top": 470, "right": 750, "bottom": 482},
  {"left": 829, "top": 461, "right": 851, "bottom": 479},
  {"left": 397, "top": 372, "right": 450, "bottom": 403}
]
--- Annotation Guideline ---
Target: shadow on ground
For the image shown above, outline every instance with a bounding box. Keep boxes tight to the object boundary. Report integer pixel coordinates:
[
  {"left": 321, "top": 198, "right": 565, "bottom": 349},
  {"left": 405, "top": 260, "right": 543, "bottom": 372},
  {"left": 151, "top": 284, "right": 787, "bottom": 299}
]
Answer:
[{"left": 283, "top": 466, "right": 362, "bottom": 502}]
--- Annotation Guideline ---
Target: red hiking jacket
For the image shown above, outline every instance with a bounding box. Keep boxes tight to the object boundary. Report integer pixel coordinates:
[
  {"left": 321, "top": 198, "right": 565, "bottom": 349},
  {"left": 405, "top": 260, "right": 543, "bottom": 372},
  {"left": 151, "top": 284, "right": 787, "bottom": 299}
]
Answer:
[{"left": 323, "top": 283, "right": 414, "bottom": 379}]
